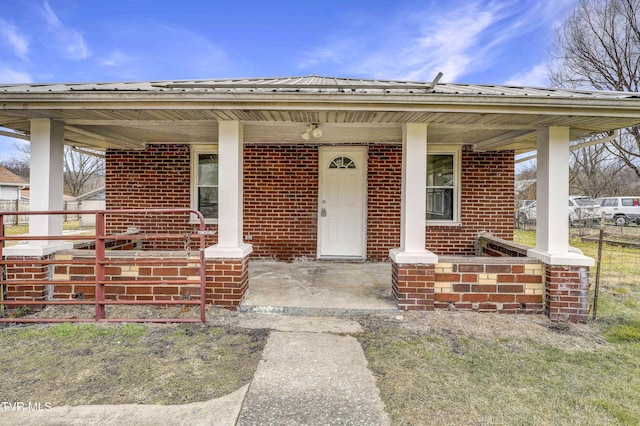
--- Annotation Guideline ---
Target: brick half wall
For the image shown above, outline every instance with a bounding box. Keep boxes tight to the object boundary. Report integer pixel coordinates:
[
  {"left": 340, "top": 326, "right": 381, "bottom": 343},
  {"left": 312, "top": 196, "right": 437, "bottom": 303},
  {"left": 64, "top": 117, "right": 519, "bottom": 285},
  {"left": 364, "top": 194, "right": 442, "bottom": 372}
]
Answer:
[
  {"left": 433, "top": 257, "right": 544, "bottom": 314},
  {"left": 545, "top": 265, "right": 589, "bottom": 323},
  {"left": 392, "top": 257, "right": 544, "bottom": 314}
]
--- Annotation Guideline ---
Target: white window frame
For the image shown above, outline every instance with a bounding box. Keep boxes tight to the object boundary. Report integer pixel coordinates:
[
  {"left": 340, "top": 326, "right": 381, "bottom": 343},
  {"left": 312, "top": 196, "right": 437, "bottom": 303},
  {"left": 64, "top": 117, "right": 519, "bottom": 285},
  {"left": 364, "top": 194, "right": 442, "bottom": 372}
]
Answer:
[
  {"left": 426, "top": 145, "right": 461, "bottom": 226},
  {"left": 190, "top": 145, "right": 218, "bottom": 224}
]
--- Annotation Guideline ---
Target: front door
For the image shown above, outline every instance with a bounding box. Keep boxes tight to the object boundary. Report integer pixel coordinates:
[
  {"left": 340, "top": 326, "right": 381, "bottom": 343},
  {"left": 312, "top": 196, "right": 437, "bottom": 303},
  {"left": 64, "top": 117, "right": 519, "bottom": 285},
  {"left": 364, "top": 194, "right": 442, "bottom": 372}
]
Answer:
[{"left": 318, "top": 147, "right": 367, "bottom": 258}]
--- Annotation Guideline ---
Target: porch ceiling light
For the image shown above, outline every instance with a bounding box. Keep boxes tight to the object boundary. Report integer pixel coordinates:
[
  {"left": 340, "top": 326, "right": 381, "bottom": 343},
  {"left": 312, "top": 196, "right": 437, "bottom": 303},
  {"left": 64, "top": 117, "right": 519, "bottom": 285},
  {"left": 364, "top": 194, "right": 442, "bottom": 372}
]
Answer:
[{"left": 301, "top": 123, "right": 322, "bottom": 140}]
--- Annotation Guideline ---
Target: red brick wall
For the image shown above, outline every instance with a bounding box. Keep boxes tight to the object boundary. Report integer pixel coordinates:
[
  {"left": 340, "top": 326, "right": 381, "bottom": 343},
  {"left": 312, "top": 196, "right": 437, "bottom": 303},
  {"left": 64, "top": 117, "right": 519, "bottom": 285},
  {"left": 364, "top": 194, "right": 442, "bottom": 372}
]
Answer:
[
  {"left": 432, "top": 258, "right": 544, "bottom": 314},
  {"left": 427, "top": 147, "right": 515, "bottom": 255},
  {"left": 49, "top": 255, "right": 202, "bottom": 302},
  {"left": 205, "top": 257, "right": 249, "bottom": 308},
  {"left": 105, "top": 144, "right": 216, "bottom": 249},
  {"left": 392, "top": 262, "right": 435, "bottom": 310},
  {"left": 368, "top": 145, "right": 402, "bottom": 259},
  {"left": 3, "top": 256, "right": 50, "bottom": 310},
  {"left": 545, "top": 265, "right": 589, "bottom": 323},
  {"left": 243, "top": 144, "right": 318, "bottom": 259},
  {"left": 366, "top": 145, "right": 515, "bottom": 257},
  {"left": 103, "top": 143, "right": 514, "bottom": 258}
]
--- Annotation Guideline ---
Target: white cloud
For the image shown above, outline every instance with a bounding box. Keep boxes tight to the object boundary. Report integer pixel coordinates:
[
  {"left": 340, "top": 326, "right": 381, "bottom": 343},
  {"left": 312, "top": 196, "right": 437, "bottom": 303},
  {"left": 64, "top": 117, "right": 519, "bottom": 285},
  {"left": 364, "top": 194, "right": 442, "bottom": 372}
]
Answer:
[
  {"left": 0, "top": 67, "right": 33, "bottom": 84},
  {"left": 0, "top": 20, "right": 29, "bottom": 60},
  {"left": 505, "top": 63, "right": 550, "bottom": 87},
  {"left": 298, "top": 0, "right": 579, "bottom": 83},
  {"left": 40, "top": 1, "right": 90, "bottom": 60},
  {"left": 100, "top": 50, "right": 131, "bottom": 67},
  {"left": 298, "top": 1, "right": 509, "bottom": 82}
]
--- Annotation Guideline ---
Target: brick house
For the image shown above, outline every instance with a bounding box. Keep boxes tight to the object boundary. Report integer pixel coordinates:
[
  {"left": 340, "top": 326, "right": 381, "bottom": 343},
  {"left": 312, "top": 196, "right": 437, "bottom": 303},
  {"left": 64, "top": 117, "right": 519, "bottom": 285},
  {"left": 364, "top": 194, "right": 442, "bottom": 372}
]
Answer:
[{"left": 2, "top": 75, "right": 640, "bottom": 322}]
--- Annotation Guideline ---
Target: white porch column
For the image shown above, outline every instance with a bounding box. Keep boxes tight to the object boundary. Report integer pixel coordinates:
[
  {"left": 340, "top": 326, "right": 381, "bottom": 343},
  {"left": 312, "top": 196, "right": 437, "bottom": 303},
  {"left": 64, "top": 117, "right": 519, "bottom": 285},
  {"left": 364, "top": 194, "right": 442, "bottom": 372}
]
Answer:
[
  {"left": 389, "top": 123, "right": 438, "bottom": 264},
  {"left": 4, "top": 119, "right": 72, "bottom": 256},
  {"left": 205, "top": 120, "right": 252, "bottom": 258},
  {"left": 527, "top": 126, "right": 593, "bottom": 266},
  {"left": 29, "top": 119, "right": 65, "bottom": 237}
]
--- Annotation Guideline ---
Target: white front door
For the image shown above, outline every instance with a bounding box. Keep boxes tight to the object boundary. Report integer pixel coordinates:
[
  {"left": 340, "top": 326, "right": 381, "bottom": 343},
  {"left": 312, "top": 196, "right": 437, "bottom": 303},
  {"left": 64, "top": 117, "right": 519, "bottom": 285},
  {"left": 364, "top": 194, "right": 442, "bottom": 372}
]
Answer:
[{"left": 318, "top": 147, "right": 367, "bottom": 258}]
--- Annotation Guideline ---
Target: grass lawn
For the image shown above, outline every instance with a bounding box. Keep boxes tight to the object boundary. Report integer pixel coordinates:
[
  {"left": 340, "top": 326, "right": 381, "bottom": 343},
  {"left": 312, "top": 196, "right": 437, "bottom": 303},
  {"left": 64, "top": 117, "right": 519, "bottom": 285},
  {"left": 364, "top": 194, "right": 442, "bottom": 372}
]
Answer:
[
  {"left": 356, "top": 229, "right": 640, "bottom": 425},
  {"left": 0, "top": 321, "right": 267, "bottom": 406},
  {"left": 0, "top": 227, "right": 639, "bottom": 423},
  {"left": 3, "top": 220, "right": 90, "bottom": 236}
]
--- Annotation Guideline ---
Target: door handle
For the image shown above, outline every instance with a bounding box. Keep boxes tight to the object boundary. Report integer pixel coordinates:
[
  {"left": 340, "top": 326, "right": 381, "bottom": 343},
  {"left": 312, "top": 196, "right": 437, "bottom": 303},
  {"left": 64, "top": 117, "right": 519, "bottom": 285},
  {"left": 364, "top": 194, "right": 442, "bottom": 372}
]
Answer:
[{"left": 321, "top": 208, "right": 327, "bottom": 217}]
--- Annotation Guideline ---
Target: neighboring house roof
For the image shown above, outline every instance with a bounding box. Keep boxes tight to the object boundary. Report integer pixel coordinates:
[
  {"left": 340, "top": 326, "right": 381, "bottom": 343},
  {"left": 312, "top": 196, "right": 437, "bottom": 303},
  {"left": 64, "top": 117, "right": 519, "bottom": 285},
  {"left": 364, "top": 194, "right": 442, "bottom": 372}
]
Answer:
[
  {"left": 74, "top": 186, "right": 105, "bottom": 201},
  {"left": 1, "top": 75, "right": 640, "bottom": 154},
  {"left": 515, "top": 179, "right": 536, "bottom": 193},
  {"left": 0, "top": 166, "right": 27, "bottom": 186}
]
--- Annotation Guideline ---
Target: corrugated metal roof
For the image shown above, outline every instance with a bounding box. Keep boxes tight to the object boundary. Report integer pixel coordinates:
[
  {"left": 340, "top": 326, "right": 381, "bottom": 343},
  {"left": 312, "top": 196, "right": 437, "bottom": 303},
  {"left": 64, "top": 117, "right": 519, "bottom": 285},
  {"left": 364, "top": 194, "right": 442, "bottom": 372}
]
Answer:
[{"left": 0, "top": 75, "right": 637, "bottom": 99}]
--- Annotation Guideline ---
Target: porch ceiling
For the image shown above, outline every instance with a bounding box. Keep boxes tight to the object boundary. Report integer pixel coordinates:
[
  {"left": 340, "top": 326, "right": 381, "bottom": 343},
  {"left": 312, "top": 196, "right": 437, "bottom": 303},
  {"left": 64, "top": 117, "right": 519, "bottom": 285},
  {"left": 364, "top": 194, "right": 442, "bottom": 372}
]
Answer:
[{"left": 2, "top": 75, "right": 640, "bottom": 152}]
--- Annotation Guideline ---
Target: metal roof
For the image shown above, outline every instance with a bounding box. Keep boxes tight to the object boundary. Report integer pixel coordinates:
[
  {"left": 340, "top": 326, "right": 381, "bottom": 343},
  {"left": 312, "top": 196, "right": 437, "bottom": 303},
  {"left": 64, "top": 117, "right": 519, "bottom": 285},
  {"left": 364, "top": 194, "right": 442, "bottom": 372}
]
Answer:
[
  {"left": 0, "top": 75, "right": 637, "bottom": 99},
  {"left": 2, "top": 75, "right": 640, "bottom": 153}
]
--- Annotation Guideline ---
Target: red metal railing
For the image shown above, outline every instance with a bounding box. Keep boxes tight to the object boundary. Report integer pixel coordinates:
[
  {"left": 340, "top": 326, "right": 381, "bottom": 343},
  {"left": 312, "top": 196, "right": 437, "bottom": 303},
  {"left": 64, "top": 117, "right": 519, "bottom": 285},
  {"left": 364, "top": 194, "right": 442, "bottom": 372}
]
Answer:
[{"left": 0, "top": 209, "right": 208, "bottom": 323}]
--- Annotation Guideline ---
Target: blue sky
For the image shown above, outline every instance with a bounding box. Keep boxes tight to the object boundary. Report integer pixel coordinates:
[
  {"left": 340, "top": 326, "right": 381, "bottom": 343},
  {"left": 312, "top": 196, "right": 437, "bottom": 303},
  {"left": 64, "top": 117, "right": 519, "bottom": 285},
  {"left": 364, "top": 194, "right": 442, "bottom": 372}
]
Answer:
[{"left": 0, "top": 0, "right": 578, "bottom": 160}]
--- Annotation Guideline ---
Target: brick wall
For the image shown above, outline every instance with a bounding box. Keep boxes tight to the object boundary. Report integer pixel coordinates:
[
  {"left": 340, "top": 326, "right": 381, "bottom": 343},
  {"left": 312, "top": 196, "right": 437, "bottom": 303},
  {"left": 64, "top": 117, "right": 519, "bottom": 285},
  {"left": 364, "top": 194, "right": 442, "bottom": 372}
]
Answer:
[
  {"left": 427, "top": 147, "right": 515, "bottom": 255},
  {"left": 103, "top": 143, "right": 514, "bottom": 259},
  {"left": 367, "top": 145, "right": 515, "bottom": 257},
  {"left": 205, "top": 257, "right": 249, "bottom": 308},
  {"left": 105, "top": 144, "right": 216, "bottom": 249},
  {"left": 3, "top": 256, "right": 51, "bottom": 310},
  {"left": 392, "top": 262, "right": 435, "bottom": 310},
  {"left": 368, "top": 145, "right": 402, "bottom": 259},
  {"left": 432, "top": 257, "right": 544, "bottom": 314},
  {"left": 3, "top": 251, "right": 250, "bottom": 311},
  {"left": 243, "top": 144, "right": 318, "bottom": 259},
  {"left": 545, "top": 265, "right": 589, "bottom": 323},
  {"left": 49, "top": 252, "right": 202, "bottom": 302}
]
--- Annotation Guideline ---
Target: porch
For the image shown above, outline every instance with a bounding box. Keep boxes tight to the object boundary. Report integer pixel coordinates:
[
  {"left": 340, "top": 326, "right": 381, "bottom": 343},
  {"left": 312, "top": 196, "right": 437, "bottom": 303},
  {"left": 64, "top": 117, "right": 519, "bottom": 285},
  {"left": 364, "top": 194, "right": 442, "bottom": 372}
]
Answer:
[
  {"left": 3, "top": 76, "right": 636, "bottom": 323},
  {"left": 241, "top": 260, "right": 396, "bottom": 315}
]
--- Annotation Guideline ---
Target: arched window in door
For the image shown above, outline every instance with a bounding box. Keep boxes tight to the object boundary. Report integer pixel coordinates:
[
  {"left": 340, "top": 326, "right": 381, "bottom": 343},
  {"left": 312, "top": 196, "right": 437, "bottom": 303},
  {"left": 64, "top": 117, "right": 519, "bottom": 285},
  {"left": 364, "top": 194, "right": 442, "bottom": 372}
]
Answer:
[{"left": 329, "top": 156, "right": 357, "bottom": 169}]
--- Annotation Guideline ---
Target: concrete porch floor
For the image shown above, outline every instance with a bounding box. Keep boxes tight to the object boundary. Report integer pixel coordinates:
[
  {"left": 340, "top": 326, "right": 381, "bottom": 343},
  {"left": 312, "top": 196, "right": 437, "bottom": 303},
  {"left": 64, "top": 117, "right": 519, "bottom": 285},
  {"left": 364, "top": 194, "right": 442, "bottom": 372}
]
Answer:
[{"left": 239, "top": 261, "right": 397, "bottom": 315}]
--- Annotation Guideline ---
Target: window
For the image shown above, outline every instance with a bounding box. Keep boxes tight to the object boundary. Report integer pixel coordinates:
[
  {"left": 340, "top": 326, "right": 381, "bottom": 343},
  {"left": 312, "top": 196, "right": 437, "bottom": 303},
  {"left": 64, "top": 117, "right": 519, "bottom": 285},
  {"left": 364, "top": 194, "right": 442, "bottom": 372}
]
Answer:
[
  {"left": 191, "top": 147, "right": 218, "bottom": 222},
  {"left": 622, "top": 198, "right": 639, "bottom": 207},
  {"left": 426, "top": 148, "right": 460, "bottom": 223},
  {"left": 603, "top": 198, "right": 618, "bottom": 207},
  {"left": 329, "top": 156, "right": 357, "bottom": 169}
]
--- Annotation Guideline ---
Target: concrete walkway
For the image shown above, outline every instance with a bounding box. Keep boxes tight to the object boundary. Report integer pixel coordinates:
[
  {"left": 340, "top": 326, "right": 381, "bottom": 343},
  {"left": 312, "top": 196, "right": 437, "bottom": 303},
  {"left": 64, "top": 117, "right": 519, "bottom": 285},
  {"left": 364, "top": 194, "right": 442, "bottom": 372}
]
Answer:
[
  {"left": 236, "top": 316, "right": 390, "bottom": 425},
  {"left": 1, "top": 315, "right": 390, "bottom": 426}
]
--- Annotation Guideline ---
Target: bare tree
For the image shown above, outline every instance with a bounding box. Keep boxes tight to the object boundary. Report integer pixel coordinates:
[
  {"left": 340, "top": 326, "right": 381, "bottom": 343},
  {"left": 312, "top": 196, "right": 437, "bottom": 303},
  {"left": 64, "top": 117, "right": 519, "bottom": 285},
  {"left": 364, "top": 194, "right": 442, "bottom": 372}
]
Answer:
[
  {"left": 569, "top": 141, "right": 627, "bottom": 197},
  {"left": 0, "top": 142, "right": 104, "bottom": 197},
  {"left": 63, "top": 147, "right": 105, "bottom": 197},
  {"left": 550, "top": 0, "right": 640, "bottom": 179}
]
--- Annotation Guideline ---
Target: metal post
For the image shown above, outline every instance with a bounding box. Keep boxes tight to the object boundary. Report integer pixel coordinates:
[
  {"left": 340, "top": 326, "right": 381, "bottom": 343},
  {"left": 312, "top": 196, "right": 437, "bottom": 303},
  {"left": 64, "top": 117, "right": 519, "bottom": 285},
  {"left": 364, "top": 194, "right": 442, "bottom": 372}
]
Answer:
[
  {"left": 95, "top": 211, "right": 106, "bottom": 320},
  {"left": 198, "top": 213, "right": 206, "bottom": 323},
  {"left": 0, "top": 215, "right": 4, "bottom": 318},
  {"left": 592, "top": 211, "right": 606, "bottom": 320}
]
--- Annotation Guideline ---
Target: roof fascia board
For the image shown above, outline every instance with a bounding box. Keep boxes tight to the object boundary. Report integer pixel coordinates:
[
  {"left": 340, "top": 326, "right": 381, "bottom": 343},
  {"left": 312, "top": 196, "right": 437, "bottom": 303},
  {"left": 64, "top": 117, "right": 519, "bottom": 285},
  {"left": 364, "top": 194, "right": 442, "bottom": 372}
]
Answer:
[
  {"left": 3, "top": 94, "right": 640, "bottom": 118},
  {"left": 3, "top": 103, "right": 640, "bottom": 121}
]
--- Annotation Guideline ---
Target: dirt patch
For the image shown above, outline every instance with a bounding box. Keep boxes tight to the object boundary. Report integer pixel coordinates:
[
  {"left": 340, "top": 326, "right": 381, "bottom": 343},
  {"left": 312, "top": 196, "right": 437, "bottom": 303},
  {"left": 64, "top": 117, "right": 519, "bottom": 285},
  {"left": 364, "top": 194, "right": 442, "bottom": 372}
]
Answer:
[
  {"left": 359, "top": 310, "right": 607, "bottom": 351},
  {"left": 0, "top": 308, "right": 268, "bottom": 406}
]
